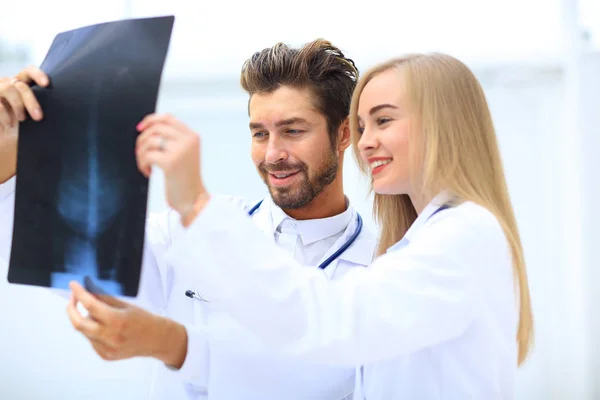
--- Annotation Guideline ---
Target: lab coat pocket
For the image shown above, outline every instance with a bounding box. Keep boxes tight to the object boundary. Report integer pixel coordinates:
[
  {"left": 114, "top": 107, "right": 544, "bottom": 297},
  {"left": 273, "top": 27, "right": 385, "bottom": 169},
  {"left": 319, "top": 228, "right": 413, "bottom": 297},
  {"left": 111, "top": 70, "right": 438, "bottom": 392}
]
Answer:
[{"left": 181, "top": 295, "right": 211, "bottom": 390}]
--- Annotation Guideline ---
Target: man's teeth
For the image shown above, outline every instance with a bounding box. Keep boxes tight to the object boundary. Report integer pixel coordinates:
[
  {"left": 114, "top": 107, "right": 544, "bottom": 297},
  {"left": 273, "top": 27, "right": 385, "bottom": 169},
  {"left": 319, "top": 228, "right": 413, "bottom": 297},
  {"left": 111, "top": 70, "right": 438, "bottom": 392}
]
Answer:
[
  {"left": 370, "top": 159, "right": 392, "bottom": 169},
  {"left": 274, "top": 172, "right": 294, "bottom": 178}
]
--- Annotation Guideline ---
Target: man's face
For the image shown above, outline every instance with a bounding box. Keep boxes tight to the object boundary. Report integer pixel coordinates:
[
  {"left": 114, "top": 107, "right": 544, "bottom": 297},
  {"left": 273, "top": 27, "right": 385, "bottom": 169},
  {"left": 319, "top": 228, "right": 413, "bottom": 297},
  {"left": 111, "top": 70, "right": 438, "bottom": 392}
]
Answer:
[{"left": 249, "top": 86, "right": 339, "bottom": 209}]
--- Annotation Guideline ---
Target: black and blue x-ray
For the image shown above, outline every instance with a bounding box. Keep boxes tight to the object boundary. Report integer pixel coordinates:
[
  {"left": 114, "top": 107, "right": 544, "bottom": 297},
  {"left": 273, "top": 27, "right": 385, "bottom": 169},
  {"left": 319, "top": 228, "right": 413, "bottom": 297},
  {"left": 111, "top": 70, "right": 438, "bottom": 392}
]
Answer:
[{"left": 7, "top": 16, "right": 174, "bottom": 297}]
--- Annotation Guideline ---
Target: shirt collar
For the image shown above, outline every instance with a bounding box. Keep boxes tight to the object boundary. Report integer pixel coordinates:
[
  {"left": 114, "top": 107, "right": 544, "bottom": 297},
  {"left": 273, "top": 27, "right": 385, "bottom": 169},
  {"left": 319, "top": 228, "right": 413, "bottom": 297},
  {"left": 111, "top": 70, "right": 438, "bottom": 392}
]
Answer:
[
  {"left": 0, "top": 176, "right": 15, "bottom": 202},
  {"left": 269, "top": 196, "right": 354, "bottom": 245}
]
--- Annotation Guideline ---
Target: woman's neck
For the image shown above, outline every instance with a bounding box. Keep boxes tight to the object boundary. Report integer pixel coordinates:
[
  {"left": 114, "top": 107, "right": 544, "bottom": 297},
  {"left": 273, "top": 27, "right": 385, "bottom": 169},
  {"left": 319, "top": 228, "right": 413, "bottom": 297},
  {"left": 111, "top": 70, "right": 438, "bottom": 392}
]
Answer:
[{"left": 408, "top": 185, "right": 429, "bottom": 215}]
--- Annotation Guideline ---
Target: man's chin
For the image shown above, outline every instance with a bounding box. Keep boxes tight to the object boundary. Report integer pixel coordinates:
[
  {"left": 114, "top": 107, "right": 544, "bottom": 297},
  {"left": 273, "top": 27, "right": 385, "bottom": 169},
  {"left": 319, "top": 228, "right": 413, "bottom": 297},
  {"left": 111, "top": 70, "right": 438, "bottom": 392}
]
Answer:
[{"left": 270, "top": 190, "right": 309, "bottom": 210}]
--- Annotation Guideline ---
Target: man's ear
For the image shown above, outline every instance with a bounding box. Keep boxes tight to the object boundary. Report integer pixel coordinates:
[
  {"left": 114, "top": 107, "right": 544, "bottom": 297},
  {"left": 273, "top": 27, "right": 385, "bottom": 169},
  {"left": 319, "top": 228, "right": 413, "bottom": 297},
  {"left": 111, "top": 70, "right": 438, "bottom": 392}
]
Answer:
[{"left": 337, "top": 117, "right": 351, "bottom": 151}]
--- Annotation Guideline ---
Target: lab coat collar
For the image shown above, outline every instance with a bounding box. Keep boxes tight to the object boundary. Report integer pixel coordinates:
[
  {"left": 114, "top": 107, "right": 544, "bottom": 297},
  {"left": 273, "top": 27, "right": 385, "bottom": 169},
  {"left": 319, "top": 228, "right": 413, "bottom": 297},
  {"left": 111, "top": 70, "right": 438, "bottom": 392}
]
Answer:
[
  {"left": 0, "top": 176, "right": 15, "bottom": 202},
  {"left": 269, "top": 196, "right": 353, "bottom": 246},
  {"left": 387, "top": 191, "right": 455, "bottom": 253}
]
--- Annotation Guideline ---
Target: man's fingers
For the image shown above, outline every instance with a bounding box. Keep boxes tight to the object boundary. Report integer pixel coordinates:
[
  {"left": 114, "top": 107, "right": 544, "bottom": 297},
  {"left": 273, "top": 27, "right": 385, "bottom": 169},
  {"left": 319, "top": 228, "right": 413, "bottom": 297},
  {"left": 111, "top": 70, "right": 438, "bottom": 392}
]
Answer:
[
  {"left": 90, "top": 338, "right": 119, "bottom": 361},
  {"left": 15, "top": 66, "right": 49, "bottom": 87},
  {"left": 67, "top": 291, "right": 128, "bottom": 352},
  {"left": 0, "top": 99, "right": 16, "bottom": 128},
  {"left": 1, "top": 85, "right": 26, "bottom": 121},
  {"left": 69, "top": 281, "right": 118, "bottom": 324},
  {"left": 97, "top": 294, "right": 126, "bottom": 309},
  {"left": 14, "top": 81, "right": 43, "bottom": 121},
  {"left": 66, "top": 295, "right": 102, "bottom": 339}
]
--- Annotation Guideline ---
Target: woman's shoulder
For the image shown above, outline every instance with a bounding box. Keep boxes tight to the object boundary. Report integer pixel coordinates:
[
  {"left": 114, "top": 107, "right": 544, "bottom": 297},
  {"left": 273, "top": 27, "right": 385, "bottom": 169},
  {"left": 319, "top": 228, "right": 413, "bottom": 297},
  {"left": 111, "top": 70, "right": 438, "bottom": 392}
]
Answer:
[
  {"left": 418, "top": 199, "right": 510, "bottom": 258},
  {"left": 430, "top": 200, "right": 503, "bottom": 234}
]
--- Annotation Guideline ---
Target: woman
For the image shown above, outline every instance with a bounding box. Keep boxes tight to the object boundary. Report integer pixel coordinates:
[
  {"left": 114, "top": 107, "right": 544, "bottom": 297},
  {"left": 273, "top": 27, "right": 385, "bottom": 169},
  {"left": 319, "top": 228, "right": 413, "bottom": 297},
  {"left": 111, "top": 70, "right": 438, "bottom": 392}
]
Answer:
[{"left": 136, "top": 53, "right": 534, "bottom": 399}]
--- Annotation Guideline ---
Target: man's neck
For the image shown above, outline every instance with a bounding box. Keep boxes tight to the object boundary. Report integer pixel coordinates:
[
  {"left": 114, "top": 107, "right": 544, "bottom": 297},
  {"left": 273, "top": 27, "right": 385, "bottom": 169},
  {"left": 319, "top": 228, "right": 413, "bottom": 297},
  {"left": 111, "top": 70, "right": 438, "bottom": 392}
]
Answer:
[
  {"left": 0, "top": 136, "right": 17, "bottom": 185},
  {"left": 282, "top": 179, "right": 347, "bottom": 221}
]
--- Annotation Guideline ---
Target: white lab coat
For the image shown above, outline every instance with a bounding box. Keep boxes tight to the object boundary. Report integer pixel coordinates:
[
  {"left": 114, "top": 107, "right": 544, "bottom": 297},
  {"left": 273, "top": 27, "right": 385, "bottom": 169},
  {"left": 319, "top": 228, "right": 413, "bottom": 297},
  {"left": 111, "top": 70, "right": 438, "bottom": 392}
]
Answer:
[
  {"left": 164, "top": 192, "right": 519, "bottom": 399},
  {"left": 0, "top": 176, "right": 377, "bottom": 399},
  {"left": 148, "top": 195, "right": 377, "bottom": 400},
  {"left": 0, "top": 177, "right": 15, "bottom": 263}
]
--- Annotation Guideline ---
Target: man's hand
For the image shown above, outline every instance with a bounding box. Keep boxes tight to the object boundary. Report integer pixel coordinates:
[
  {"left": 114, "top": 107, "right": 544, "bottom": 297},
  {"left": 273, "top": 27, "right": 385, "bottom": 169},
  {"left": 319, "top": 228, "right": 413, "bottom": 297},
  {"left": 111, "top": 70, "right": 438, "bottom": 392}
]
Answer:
[
  {"left": 0, "top": 66, "right": 49, "bottom": 138},
  {"left": 66, "top": 281, "right": 188, "bottom": 368}
]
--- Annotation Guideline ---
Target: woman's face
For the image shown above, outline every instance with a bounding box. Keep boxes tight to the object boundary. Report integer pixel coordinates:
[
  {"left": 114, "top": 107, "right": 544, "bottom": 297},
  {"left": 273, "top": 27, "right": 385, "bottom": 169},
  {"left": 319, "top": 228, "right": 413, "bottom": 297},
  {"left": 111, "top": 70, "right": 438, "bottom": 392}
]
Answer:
[{"left": 356, "top": 69, "right": 415, "bottom": 196}]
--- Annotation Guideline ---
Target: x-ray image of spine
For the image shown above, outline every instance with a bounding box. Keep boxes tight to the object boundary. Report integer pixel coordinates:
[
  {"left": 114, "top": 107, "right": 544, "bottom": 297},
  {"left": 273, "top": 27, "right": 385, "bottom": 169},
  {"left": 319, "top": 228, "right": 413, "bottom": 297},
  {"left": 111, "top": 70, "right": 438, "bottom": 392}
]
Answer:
[{"left": 51, "top": 81, "right": 125, "bottom": 294}]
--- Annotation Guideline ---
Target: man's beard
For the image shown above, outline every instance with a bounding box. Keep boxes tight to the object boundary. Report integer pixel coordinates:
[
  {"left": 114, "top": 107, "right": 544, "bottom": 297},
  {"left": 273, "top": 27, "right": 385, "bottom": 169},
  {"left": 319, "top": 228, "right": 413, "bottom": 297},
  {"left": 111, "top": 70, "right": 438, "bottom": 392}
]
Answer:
[{"left": 259, "top": 151, "right": 338, "bottom": 209}]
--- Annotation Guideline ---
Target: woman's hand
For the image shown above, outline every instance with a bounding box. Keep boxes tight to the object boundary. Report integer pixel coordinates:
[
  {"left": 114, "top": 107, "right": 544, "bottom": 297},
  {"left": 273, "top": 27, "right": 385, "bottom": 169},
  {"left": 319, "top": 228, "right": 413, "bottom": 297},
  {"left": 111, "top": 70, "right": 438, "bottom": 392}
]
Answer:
[{"left": 135, "top": 113, "right": 210, "bottom": 225}]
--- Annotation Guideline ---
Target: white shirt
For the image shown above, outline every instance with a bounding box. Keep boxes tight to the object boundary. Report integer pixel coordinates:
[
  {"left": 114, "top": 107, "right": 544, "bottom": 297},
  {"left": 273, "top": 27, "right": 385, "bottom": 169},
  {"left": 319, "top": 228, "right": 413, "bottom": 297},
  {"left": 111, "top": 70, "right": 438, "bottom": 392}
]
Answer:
[
  {"left": 166, "top": 193, "right": 519, "bottom": 399},
  {"left": 271, "top": 198, "right": 353, "bottom": 267}
]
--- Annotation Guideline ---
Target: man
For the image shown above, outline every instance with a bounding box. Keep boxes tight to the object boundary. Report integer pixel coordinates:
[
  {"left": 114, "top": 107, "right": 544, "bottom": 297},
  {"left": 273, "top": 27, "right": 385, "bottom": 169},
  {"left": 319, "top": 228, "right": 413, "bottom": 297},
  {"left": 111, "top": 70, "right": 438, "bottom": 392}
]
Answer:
[{"left": 0, "top": 39, "right": 376, "bottom": 399}]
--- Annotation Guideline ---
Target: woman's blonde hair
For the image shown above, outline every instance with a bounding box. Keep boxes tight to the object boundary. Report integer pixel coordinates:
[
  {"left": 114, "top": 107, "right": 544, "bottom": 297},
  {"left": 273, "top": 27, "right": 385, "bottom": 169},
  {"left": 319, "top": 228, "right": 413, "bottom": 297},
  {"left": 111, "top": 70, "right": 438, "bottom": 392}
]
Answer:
[{"left": 349, "top": 53, "right": 533, "bottom": 365}]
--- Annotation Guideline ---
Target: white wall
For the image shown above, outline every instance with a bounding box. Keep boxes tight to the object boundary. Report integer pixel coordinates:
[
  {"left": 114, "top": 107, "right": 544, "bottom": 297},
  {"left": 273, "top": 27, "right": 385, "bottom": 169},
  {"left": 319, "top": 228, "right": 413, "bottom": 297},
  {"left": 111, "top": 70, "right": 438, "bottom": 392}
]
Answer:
[
  {"left": 483, "top": 68, "right": 566, "bottom": 399},
  {"left": 1, "top": 59, "right": 598, "bottom": 398},
  {"left": 580, "top": 52, "right": 600, "bottom": 399}
]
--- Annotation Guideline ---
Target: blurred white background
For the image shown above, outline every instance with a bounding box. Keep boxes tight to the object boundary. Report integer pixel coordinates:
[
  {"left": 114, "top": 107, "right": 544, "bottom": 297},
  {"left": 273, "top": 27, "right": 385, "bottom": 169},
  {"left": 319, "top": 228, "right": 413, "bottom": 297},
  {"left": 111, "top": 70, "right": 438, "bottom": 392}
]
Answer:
[{"left": 0, "top": 0, "right": 599, "bottom": 398}]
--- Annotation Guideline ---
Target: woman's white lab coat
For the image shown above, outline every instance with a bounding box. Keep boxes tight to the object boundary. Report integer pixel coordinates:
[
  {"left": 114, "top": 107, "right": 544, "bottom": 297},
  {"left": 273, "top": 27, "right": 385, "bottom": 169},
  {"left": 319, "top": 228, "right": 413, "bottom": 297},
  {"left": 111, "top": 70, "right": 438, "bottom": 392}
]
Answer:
[
  {"left": 143, "top": 195, "right": 377, "bottom": 400},
  {"left": 164, "top": 193, "right": 519, "bottom": 399}
]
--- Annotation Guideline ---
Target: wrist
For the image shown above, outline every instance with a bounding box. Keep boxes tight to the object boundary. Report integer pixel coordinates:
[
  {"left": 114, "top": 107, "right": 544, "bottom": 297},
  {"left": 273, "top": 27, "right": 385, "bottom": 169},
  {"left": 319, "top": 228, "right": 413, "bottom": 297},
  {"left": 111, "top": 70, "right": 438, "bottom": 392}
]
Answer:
[
  {"left": 153, "top": 317, "right": 188, "bottom": 369},
  {"left": 180, "top": 190, "right": 211, "bottom": 228}
]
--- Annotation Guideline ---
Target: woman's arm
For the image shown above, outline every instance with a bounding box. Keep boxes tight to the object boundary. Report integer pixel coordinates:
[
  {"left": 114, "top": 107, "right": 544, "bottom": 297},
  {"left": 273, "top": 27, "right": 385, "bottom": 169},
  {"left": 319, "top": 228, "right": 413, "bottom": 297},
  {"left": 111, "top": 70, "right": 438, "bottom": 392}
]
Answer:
[{"left": 165, "top": 198, "right": 501, "bottom": 366}]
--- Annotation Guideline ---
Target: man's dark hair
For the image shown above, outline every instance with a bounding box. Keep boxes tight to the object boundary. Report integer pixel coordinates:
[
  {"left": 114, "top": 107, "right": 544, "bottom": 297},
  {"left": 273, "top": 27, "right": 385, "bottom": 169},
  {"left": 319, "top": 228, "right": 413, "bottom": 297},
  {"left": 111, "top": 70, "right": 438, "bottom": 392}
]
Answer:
[{"left": 240, "top": 39, "right": 359, "bottom": 146}]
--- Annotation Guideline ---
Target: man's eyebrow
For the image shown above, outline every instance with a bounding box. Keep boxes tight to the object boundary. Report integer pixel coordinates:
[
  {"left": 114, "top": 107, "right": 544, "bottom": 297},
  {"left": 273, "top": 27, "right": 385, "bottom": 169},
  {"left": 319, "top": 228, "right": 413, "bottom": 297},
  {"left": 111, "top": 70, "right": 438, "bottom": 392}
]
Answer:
[{"left": 249, "top": 117, "right": 309, "bottom": 130}]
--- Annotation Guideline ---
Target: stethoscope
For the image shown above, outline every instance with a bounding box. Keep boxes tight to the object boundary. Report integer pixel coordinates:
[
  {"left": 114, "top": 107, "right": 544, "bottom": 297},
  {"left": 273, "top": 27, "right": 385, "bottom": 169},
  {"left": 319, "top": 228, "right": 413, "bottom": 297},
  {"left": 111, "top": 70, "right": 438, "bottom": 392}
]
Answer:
[{"left": 185, "top": 199, "right": 363, "bottom": 302}]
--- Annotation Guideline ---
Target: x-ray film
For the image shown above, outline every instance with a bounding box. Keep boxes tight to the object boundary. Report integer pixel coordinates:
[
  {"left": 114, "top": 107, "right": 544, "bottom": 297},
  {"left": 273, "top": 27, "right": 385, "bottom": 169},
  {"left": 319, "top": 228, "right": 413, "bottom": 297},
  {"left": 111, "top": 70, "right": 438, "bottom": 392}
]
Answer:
[{"left": 7, "top": 16, "right": 174, "bottom": 297}]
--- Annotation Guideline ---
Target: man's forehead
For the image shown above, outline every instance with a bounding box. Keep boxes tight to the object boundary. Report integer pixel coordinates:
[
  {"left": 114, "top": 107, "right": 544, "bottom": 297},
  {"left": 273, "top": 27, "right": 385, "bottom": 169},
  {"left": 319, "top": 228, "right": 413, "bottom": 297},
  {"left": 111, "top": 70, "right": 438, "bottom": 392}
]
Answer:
[
  {"left": 248, "top": 86, "right": 326, "bottom": 128},
  {"left": 249, "top": 104, "right": 320, "bottom": 128},
  {"left": 249, "top": 116, "right": 311, "bottom": 129}
]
